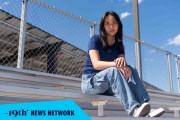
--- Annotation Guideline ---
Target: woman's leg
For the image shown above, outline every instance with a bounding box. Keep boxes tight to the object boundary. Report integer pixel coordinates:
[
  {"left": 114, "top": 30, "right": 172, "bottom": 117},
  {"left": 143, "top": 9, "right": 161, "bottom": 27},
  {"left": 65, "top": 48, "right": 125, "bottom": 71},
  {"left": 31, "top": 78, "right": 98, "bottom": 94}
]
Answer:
[
  {"left": 127, "top": 65, "right": 150, "bottom": 104},
  {"left": 82, "top": 67, "right": 144, "bottom": 114}
]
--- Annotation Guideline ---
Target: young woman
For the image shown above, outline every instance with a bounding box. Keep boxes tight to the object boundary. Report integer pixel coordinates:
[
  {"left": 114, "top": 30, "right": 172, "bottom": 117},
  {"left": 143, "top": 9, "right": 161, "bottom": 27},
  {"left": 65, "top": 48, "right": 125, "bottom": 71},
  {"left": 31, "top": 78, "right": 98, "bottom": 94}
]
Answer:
[{"left": 81, "top": 11, "right": 164, "bottom": 117}]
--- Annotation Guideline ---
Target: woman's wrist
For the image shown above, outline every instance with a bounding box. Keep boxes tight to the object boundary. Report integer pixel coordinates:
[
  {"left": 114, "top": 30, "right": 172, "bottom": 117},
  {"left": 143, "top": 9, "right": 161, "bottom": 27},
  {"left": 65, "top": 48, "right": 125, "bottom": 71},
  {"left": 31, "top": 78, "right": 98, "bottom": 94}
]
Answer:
[
  {"left": 112, "top": 61, "right": 117, "bottom": 67},
  {"left": 118, "top": 54, "right": 125, "bottom": 58},
  {"left": 117, "top": 54, "right": 128, "bottom": 66}
]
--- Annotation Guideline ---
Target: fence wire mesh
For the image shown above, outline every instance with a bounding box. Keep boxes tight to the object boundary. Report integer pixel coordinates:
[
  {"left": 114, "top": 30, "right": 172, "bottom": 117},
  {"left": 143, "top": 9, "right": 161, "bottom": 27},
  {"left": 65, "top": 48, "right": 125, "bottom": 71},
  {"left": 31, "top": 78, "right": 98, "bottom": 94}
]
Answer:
[
  {"left": 176, "top": 56, "right": 180, "bottom": 93},
  {"left": 170, "top": 55, "right": 179, "bottom": 93},
  {"left": 0, "top": 0, "right": 179, "bottom": 92},
  {"left": 141, "top": 42, "right": 169, "bottom": 91},
  {"left": 0, "top": 0, "right": 22, "bottom": 68},
  {"left": 26, "top": 0, "right": 94, "bottom": 77}
]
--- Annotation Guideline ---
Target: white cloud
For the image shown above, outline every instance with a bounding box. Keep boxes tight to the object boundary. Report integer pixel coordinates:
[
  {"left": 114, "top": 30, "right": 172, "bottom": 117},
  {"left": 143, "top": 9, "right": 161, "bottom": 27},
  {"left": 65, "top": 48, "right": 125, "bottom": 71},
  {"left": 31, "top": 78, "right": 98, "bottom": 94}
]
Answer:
[
  {"left": 0, "top": 2, "right": 9, "bottom": 9},
  {"left": 125, "top": 0, "right": 131, "bottom": 3},
  {"left": 120, "top": 12, "right": 131, "bottom": 19},
  {"left": 150, "top": 50, "right": 156, "bottom": 53},
  {"left": 4, "top": 2, "right": 9, "bottom": 6},
  {"left": 160, "top": 45, "right": 165, "bottom": 49},
  {"left": 144, "top": 58, "right": 154, "bottom": 62},
  {"left": 150, "top": 59, "right": 154, "bottom": 62},
  {"left": 167, "top": 34, "right": 180, "bottom": 46},
  {"left": 125, "top": 0, "right": 143, "bottom": 4},
  {"left": 138, "top": 0, "right": 143, "bottom": 4}
]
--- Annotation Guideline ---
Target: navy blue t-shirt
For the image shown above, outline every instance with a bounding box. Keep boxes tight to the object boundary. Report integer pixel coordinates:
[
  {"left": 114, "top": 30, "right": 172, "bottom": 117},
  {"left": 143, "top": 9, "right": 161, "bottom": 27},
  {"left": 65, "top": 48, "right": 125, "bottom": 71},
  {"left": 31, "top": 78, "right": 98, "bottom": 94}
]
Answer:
[{"left": 83, "top": 35, "right": 125, "bottom": 74}]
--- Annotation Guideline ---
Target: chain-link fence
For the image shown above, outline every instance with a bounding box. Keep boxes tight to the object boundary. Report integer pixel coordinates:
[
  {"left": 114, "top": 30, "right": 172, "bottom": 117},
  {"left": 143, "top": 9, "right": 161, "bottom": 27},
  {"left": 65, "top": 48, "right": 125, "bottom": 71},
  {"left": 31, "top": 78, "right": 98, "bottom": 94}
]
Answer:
[
  {"left": 0, "top": 0, "right": 180, "bottom": 93},
  {"left": 174, "top": 55, "right": 180, "bottom": 93}
]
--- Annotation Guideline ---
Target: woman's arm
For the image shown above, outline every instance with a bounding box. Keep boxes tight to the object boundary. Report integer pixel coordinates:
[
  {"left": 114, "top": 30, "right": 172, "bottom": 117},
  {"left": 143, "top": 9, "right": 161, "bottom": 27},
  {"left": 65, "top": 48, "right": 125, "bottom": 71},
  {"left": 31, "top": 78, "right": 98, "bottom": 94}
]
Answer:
[
  {"left": 90, "top": 49, "right": 131, "bottom": 79},
  {"left": 89, "top": 50, "right": 116, "bottom": 70}
]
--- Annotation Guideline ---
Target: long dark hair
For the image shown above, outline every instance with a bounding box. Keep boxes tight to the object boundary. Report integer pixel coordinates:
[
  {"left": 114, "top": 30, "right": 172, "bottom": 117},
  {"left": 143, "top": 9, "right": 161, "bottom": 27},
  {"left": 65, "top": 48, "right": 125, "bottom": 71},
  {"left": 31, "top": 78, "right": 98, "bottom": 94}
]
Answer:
[{"left": 99, "top": 11, "right": 124, "bottom": 51}]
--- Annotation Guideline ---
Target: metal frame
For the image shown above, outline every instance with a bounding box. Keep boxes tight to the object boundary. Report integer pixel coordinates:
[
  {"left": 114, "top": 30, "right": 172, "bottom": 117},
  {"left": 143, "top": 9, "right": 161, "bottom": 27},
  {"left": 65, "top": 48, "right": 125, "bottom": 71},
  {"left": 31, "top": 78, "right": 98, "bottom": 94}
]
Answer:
[
  {"left": 17, "top": 0, "right": 28, "bottom": 68},
  {"left": 132, "top": 0, "right": 142, "bottom": 80}
]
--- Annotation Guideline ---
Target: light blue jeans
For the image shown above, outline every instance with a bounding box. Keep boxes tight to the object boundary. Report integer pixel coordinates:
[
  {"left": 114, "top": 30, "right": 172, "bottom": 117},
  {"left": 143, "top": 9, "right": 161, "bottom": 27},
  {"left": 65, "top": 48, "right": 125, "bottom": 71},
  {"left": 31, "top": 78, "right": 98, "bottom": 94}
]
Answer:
[{"left": 81, "top": 66, "right": 150, "bottom": 115}]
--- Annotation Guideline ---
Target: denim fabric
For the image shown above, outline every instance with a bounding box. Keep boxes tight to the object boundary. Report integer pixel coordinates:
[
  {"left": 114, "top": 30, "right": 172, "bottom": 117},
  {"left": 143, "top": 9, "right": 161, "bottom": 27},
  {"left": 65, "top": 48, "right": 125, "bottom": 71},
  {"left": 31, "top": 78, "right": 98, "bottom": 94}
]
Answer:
[{"left": 81, "top": 66, "right": 150, "bottom": 115}]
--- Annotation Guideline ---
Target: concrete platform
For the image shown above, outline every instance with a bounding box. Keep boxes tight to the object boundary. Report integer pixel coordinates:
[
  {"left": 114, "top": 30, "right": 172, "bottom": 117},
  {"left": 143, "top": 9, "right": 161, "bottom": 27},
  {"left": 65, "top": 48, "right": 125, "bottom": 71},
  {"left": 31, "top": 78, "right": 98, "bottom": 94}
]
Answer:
[{"left": 92, "top": 117, "right": 180, "bottom": 120}]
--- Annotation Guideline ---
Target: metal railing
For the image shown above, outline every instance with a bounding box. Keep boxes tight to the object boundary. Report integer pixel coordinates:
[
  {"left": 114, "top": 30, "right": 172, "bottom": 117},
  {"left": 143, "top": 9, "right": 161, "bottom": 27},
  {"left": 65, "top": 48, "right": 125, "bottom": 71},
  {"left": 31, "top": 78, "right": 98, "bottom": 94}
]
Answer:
[{"left": 0, "top": 0, "right": 180, "bottom": 93}]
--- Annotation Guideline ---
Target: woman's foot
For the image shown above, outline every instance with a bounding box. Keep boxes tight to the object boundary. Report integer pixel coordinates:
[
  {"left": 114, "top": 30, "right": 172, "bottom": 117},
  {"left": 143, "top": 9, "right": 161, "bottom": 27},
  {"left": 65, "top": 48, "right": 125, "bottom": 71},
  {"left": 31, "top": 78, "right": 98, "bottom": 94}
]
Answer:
[
  {"left": 133, "top": 102, "right": 151, "bottom": 117},
  {"left": 146, "top": 108, "right": 165, "bottom": 117}
]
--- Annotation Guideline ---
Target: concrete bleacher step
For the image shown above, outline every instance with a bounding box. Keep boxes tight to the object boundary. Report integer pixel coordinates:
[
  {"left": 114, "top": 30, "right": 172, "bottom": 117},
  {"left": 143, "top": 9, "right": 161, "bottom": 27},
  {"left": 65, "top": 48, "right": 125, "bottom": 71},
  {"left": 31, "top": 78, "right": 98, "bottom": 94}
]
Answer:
[
  {"left": 92, "top": 117, "right": 180, "bottom": 120},
  {"left": 0, "top": 66, "right": 180, "bottom": 118},
  {"left": 78, "top": 102, "right": 175, "bottom": 118},
  {"left": 86, "top": 110, "right": 175, "bottom": 118}
]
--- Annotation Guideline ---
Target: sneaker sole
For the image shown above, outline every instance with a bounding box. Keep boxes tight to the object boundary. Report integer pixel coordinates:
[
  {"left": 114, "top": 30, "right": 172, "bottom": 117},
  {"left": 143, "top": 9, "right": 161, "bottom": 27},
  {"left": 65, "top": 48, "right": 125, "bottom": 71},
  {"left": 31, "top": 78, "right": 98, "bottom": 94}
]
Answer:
[
  {"left": 148, "top": 108, "right": 165, "bottom": 117},
  {"left": 134, "top": 103, "right": 151, "bottom": 117}
]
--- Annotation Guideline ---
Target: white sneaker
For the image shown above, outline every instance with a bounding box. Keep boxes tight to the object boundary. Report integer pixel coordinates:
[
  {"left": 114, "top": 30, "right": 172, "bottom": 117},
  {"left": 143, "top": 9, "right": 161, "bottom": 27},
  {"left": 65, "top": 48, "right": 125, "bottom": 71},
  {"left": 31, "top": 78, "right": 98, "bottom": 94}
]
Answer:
[
  {"left": 133, "top": 102, "right": 151, "bottom": 117},
  {"left": 147, "top": 108, "right": 165, "bottom": 117}
]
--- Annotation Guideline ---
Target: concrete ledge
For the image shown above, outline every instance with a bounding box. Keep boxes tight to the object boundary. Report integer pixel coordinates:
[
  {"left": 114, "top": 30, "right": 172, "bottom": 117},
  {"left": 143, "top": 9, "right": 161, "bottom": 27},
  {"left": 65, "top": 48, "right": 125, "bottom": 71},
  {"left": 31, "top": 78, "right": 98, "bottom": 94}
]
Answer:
[{"left": 92, "top": 117, "right": 180, "bottom": 120}]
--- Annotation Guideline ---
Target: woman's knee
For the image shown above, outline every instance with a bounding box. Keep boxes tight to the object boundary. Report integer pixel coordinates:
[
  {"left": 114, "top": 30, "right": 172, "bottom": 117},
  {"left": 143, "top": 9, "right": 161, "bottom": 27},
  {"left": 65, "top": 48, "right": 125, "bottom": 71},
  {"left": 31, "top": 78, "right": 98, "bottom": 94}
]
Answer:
[{"left": 108, "top": 67, "right": 119, "bottom": 73}]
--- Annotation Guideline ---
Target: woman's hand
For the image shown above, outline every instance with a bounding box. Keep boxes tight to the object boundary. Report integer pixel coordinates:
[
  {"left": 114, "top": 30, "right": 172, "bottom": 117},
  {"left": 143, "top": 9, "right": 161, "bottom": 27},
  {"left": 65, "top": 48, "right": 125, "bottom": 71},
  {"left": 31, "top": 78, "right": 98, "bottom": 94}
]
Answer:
[
  {"left": 114, "top": 56, "right": 127, "bottom": 68},
  {"left": 119, "top": 66, "right": 132, "bottom": 79}
]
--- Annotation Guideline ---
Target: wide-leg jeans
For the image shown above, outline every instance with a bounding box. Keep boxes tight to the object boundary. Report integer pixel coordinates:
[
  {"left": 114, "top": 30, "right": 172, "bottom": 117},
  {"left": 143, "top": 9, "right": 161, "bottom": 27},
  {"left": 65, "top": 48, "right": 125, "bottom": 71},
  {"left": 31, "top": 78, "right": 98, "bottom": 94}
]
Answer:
[{"left": 81, "top": 66, "right": 150, "bottom": 115}]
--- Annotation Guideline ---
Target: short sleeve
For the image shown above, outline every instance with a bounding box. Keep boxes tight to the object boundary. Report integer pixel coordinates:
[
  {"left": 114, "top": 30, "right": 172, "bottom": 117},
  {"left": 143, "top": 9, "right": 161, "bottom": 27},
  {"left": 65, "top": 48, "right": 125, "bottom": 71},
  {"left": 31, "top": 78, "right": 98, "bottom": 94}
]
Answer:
[
  {"left": 88, "top": 35, "right": 100, "bottom": 51},
  {"left": 121, "top": 48, "right": 125, "bottom": 55}
]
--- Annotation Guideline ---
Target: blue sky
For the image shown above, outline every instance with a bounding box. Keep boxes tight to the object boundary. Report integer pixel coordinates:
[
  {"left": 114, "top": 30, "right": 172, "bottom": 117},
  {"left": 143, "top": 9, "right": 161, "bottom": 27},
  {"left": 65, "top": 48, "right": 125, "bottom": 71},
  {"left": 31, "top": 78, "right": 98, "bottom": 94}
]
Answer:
[
  {"left": 38, "top": 0, "right": 180, "bottom": 55},
  {"left": 0, "top": 0, "right": 179, "bottom": 54},
  {"left": 35, "top": 0, "right": 180, "bottom": 92},
  {"left": 0, "top": 0, "right": 179, "bottom": 92}
]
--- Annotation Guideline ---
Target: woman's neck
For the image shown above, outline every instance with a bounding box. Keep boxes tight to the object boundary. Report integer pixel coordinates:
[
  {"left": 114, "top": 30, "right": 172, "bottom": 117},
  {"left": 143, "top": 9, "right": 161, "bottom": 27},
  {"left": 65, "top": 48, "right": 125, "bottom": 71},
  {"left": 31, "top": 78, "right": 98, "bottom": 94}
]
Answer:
[{"left": 107, "top": 36, "right": 115, "bottom": 45}]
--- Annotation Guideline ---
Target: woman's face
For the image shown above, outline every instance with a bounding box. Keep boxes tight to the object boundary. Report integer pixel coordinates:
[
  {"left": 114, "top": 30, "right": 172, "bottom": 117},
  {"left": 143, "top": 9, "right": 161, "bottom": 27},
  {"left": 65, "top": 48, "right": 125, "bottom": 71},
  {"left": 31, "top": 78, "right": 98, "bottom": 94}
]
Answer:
[{"left": 104, "top": 14, "right": 119, "bottom": 37}]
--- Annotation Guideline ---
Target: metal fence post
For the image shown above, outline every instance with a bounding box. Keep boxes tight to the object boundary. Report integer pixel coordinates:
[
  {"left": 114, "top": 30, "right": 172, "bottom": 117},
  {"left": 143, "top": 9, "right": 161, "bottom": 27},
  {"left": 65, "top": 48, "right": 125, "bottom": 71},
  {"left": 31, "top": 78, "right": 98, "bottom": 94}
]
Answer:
[
  {"left": 90, "top": 23, "right": 96, "bottom": 38},
  {"left": 175, "top": 55, "right": 180, "bottom": 93},
  {"left": 166, "top": 54, "right": 174, "bottom": 92},
  {"left": 17, "top": 0, "right": 28, "bottom": 68},
  {"left": 132, "top": 0, "right": 142, "bottom": 80}
]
